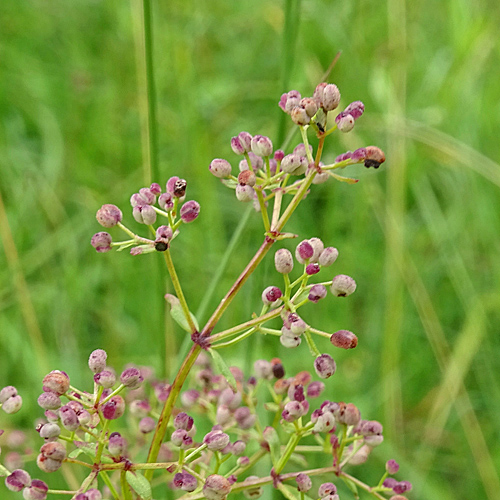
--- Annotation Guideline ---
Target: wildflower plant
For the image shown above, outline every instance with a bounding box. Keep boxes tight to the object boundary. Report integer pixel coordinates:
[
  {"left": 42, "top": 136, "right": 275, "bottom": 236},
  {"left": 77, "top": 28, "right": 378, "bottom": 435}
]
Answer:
[{"left": 1, "top": 75, "right": 412, "bottom": 500}]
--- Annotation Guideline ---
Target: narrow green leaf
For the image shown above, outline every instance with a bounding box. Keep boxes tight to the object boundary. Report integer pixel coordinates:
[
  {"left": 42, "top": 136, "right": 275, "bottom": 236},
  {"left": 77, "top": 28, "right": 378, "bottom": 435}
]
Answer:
[
  {"left": 165, "top": 294, "right": 199, "bottom": 332},
  {"left": 126, "top": 471, "right": 152, "bottom": 500},
  {"left": 208, "top": 348, "right": 237, "bottom": 392},
  {"left": 328, "top": 171, "right": 359, "bottom": 184}
]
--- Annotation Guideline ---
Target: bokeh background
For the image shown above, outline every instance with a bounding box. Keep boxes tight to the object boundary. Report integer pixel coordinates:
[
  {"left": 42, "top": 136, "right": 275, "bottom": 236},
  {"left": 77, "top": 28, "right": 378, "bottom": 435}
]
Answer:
[{"left": 1, "top": 0, "right": 500, "bottom": 499}]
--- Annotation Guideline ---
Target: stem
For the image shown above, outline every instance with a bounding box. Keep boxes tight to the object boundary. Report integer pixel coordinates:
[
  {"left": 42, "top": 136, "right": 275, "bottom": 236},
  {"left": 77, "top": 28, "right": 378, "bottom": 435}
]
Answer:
[
  {"left": 145, "top": 343, "right": 201, "bottom": 479},
  {"left": 339, "top": 472, "right": 388, "bottom": 500},
  {"left": 201, "top": 238, "right": 276, "bottom": 337},
  {"left": 99, "top": 471, "right": 120, "bottom": 500},
  {"left": 121, "top": 470, "right": 133, "bottom": 500},
  {"left": 274, "top": 430, "right": 302, "bottom": 474},
  {"left": 163, "top": 249, "right": 197, "bottom": 333},
  {"left": 142, "top": 0, "right": 158, "bottom": 183}
]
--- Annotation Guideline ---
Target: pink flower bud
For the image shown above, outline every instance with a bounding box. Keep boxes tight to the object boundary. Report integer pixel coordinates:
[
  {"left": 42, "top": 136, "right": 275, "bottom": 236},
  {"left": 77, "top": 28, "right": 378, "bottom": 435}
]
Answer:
[
  {"left": 295, "top": 240, "right": 314, "bottom": 263},
  {"left": 96, "top": 204, "right": 122, "bottom": 227},
  {"left": 94, "top": 369, "right": 116, "bottom": 388},
  {"left": 296, "top": 473, "right": 312, "bottom": 492},
  {"left": 331, "top": 274, "right": 356, "bottom": 297},
  {"left": 308, "top": 284, "right": 327, "bottom": 303},
  {"left": 261, "top": 286, "right": 283, "bottom": 306},
  {"left": 132, "top": 204, "right": 157, "bottom": 225},
  {"left": 180, "top": 200, "right": 200, "bottom": 223},
  {"left": 203, "top": 474, "right": 232, "bottom": 500},
  {"left": 330, "top": 329, "right": 358, "bottom": 349},
  {"left": 314, "top": 354, "right": 336, "bottom": 379},
  {"left": 91, "top": 232, "right": 112, "bottom": 252},
  {"left": 120, "top": 367, "right": 143, "bottom": 389},
  {"left": 251, "top": 135, "right": 273, "bottom": 157},
  {"left": 88, "top": 349, "right": 107, "bottom": 373},
  {"left": 5, "top": 469, "right": 31, "bottom": 492},
  {"left": 210, "top": 158, "right": 232, "bottom": 178},
  {"left": 139, "top": 416, "right": 156, "bottom": 434},
  {"left": 319, "top": 247, "right": 338, "bottom": 267},
  {"left": 43, "top": 370, "right": 70, "bottom": 395},
  {"left": 102, "top": 395, "right": 125, "bottom": 420}
]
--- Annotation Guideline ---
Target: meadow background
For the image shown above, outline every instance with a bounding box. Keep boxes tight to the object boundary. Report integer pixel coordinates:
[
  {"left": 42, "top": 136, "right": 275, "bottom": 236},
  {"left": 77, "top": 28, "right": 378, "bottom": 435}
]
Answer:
[{"left": 1, "top": 0, "right": 500, "bottom": 499}]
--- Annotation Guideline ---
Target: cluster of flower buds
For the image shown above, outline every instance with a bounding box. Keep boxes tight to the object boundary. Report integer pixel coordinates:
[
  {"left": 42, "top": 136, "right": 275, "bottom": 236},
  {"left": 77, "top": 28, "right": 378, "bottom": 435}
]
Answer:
[
  {"left": 5, "top": 470, "right": 49, "bottom": 500},
  {"left": 0, "top": 386, "right": 22, "bottom": 415},
  {"left": 91, "top": 177, "right": 200, "bottom": 255}
]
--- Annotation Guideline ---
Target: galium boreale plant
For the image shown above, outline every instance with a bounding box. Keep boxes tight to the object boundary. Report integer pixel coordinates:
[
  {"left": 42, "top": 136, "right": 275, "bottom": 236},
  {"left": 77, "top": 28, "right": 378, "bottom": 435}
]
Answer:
[{"left": 0, "top": 82, "right": 414, "bottom": 500}]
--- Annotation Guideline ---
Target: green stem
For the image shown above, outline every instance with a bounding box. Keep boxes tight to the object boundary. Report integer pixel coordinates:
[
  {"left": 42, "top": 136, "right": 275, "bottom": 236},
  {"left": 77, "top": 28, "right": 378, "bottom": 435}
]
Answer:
[
  {"left": 163, "top": 249, "right": 197, "bottom": 333},
  {"left": 145, "top": 343, "right": 201, "bottom": 479},
  {"left": 303, "top": 330, "right": 321, "bottom": 357},
  {"left": 274, "top": 430, "right": 302, "bottom": 474},
  {"left": 142, "top": 0, "right": 158, "bottom": 183},
  {"left": 121, "top": 470, "right": 133, "bottom": 500},
  {"left": 99, "top": 471, "right": 120, "bottom": 500},
  {"left": 94, "top": 419, "right": 110, "bottom": 464},
  {"left": 209, "top": 306, "right": 283, "bottom": 342},
  {"left": 339, "top": 472, "right": 388, "bottom": 500}
]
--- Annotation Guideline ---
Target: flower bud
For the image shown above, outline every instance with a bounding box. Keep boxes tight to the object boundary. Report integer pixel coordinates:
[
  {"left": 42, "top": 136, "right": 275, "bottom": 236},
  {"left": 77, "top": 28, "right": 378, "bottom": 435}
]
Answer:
[
  {"left": 261, "top": 286, "right": 283, "bottom": 306},
  {"left": 295, "top": 240, "right": 314, "bottom": 264},
  {"left": 171, "top": 429, "right": 193, "bottom": 449},
  {"left": 37, "top": 392, "right": 61, "bottom": 411},
  {"left": 91, "top": 232, "right": 112, "bottom": 252},
  {"left": 203, "top": 474, "right": 232, "bottom": 500},
  {"left": 296, "top": 473, "right": 312, "bottom": 492},
  {"left": 173, "top": 472, "right": 198, "bottom": 492},
  {"left": 274, "top": 248, "right": 294, "bottom": 274},
  {"left": 0, "top": 386, "right": 17, "bottom": 403},
  {"left": 232, "top": 440, "right": 246, "bottom": 456},
  {"left": 291, "top": 105, "right": 310, "bottom": 126},
  {"left": 43, "top": 371, "right": 70, "bottom": 395},
  {"left": 236, "top": 184, "right": 255, "bottom": 202},
  {"left": 23, "top": 479, "right": 49, "bottom": 500},
  {"left": 331, "top": 274, "right": 356, "bottom": 297},
  {"left": 336, "top": 113, "right": 355, "bottom": 132},
  {"left": 308, "top": 237, "right": 324, "bottom": 262},
  {"left": 238, "top": 170, "right": 256, "bottom": 187},
  {"left": 158, "top": 192, "right": 174, "bottom": 211},
  {"left": 132, "top": 204, "right": 157, "bottom": 225},
  {"left": 5, "top": 469, "right": 31, "bottom": 492},
  {"left": 120, "top": 367, "right": 143, "bottom": 389},
  {"left": 344, "top": 101, "right": 365, "bottom": 120},
  {"left": 210, "top": 158, "right": 232, "bottom": 178},
  {"left": 218, "top": 387, "right": 241, "bottom": 410},
  {"left": 307, "top": 381, "right": 325, "bottom": 398},
  {"left": 108, "top": 432, "right": 126, "bottom": 456},
  {"left": 330, "top": 329, "right": 358, "bottom": 349},
  {"left": 319, "top": 247, "right": 338, "bottom": 267},
  {"left": 59, "top": 406, "right": 79, "bottom": 431},
  {"left": 279, "top": 90, "right": 301, "bottom": 114},
  {"left": 94, "top": 369, "right": 116, "bottom": 389},
  {"left": 88, "top": 349, "right": 107, "bottom": 373},
  {"left": 280, "top": 329, "right": 301, "bottom": 348},
  {"left": 271, "top": 358, "right": 285, "bottom": 379},
  {"left": 274, "top": 149, "right": 285, "bottom": 162},
  {"left": 306, "top": 263, "right": 320, "bottom": 275},
  {"left": 364, "top": 146, "right": 386, "bottom": 169},
  {"left": 253, "top": 360, "right": 272, "bottom": 379},
  {"left": 322, "top": 84, "right": 341, "bottom": 111},
  {"left": 234, "top": 407, "right": 256, "bottom": 430},
  {"left": 318, "top": 482, "right": 337, "bottom": 497},
  {"left": 180, "top": 200, "right": 200, "bottom": 223},
  {"left": 386, "top": 459, "right": 400, "bottom": 475},
  {"left": 181, "top": 389, "right": 199, "bottom": 407},
  {"left": 231, "top": 131, "right": 253, "bottom": 155},
  {"left": 314, "top": 354, "right": 336, "bottom": 379},
  {"left": 102, "top": 395, "right": 125, "bottom": 420},
  {"left": 312, "top": 410, "right": 335, "bottom": 433},
  {"left": 2, "top": 395, "right": 22, "bottom": 414},
  {"left": 281, "top": 154, "right": 308, "bottom": 175},
  {"left": 288, "top": 314, "right": 307, "bottom": 335},
  {"left": 393, "top": 481, "right": 412, "bottom": 494},
  {"left": 96, "top": 204, "right": 122, "bottom": 228},
  {"left": 139, "top": 416, "right": 156, "bottom": 434},
  {"left": 203, "top": 430, "right": 230, "bottom": 451},
  {"left": 251, "top": 135, "right": 273, "bottom": 157},
  {"left": 40, "top": 441, "right": 66, "bottom": 462},
  {"left": 351, "top": 147, "right": 367, "bottom": 162},
  {"left": 308, "top": 284, "right": 327, "bottom": 303}
]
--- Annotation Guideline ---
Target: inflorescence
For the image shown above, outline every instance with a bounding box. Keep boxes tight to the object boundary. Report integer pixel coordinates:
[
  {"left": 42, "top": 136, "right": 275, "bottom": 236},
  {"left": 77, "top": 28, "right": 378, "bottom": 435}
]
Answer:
[{"left": 0, "top": 83, "right": 412, "bottom": 500}]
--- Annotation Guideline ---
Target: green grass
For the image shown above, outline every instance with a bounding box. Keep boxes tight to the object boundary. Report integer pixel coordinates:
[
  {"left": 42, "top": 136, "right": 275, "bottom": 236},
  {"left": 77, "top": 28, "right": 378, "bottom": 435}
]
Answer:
[{"left": 1, "top": 0, "right": 500, "bottom": 499}]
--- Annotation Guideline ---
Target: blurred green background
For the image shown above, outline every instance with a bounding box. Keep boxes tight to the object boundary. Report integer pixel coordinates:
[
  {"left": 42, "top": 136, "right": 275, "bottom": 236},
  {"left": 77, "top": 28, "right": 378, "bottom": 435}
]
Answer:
[{"left": 1, "top": 0, "right": 500, "bottom": 499}]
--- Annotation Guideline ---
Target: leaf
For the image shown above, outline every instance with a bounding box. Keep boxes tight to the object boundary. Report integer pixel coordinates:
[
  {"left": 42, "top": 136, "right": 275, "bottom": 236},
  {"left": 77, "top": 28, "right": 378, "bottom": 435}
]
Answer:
[
  {"left": 165, "top": 294, "right": 199, "bottom": 332},
  {"left": 208, "top": 348, "right": 237, "bottom": 392},
  {"left": 221, "top": 178, "right": 238, "bottom": 189},
  {"left": 126, "top": 471, "right": 152, "bottom": 500},
  {"left": 328, "top": 171, "right": 359, "bottom": 184}
]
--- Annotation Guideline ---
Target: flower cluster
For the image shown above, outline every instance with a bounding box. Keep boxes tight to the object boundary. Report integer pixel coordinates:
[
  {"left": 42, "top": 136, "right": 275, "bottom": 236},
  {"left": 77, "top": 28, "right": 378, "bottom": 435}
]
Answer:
[
  {"left": 0, "top": 82, "right": 411, "bottom": 500},
  {"left": 91, "top": 177, "right": 200, "bottom": 255}
]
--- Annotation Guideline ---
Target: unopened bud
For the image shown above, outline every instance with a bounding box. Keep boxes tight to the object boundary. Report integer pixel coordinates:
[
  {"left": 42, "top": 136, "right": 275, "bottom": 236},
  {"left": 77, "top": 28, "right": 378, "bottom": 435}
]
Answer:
[
  {"left": 88, "top": 349, "right": 107, "bottom": 373},
  {"left": 96, "top": 204, "right": 122, "bottom": 228},
  {"left": 43, "top": 371, "right": 70, "bottom": 395},
  {"left": 91, "top": 232, "right": 112, "bottom": 252},
  {"left": 314, "top": 354, "right": 336, "bottom": 379},
  {"left": 274, "top": 248, "right": 294, "bottom": 274},
  {"left": 330, "top": 330, "right": 358, "bottom": 349},
  {"left": 330, "top": 274, "right": 356, "bottom": 297},
  {"left": 210, "top": 158, "right": 232, "bottom": 178},
  {"left": 203, "top": 474, "right": 232, "bottom": 500}
]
